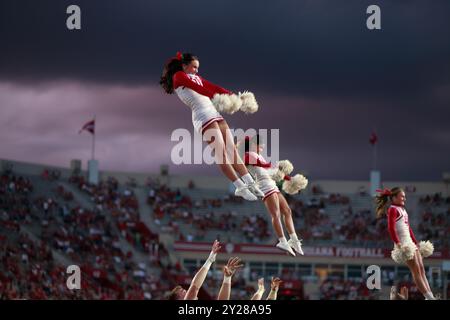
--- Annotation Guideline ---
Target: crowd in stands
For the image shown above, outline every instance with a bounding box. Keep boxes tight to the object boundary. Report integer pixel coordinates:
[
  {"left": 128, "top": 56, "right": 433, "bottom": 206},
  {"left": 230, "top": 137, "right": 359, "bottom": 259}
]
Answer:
[
  {"left": 1, "top": 169, "right": 448, "bottom": 299},
  {"left": 148, "top": 184, "right": 269, "bottom": 243},
  {"left": 319, "top": 277, "right": 376, "bottom": 300},
  {"left": 69, "top": 175, "right": 158, "bottom": 252},
  {"left": 0, "top": 174, "right": 33, "bottom": 231},
  {"left": 286, "top": 194, "right": 390, "bottom": 246},
  {"left": 1, "top": 171, "right": 175, "bottom": 299},
  {"left": 418, "top": 193, "right": 450, "bottom": 250},
  {"left": 41, "top": 169, "right": 61, "bottom": 182},
  {"left": 419, "top": 193, "right": 450, "bottom": 206}
]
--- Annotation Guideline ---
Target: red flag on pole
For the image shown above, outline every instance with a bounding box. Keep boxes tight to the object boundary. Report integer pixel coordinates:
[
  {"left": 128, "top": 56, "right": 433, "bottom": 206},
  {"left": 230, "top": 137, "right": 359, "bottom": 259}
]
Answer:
[
  {"left": 79, "top": 119, "right": 95, "bottom": 135},
  {"left": 369, "top": 131, "right": 378, "bottom": 146}
]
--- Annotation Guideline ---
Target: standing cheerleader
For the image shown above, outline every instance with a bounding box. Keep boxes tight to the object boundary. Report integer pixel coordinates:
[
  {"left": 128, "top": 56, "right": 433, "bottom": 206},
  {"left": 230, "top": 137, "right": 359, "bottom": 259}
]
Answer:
[
  {"left": 243, "top": 135, "right": 308, "bottom": 256},
  {"left": 160, "top": 52, "right": 263, "bottom": 201},
  {"left": 375, "top": 188, "right": 436, "bottom": 300}
]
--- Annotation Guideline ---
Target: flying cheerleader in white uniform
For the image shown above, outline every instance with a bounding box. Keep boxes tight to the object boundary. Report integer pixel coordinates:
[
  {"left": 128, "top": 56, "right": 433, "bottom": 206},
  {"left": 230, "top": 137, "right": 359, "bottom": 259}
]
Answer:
[
  {"left": 243, "top": 135, "right": 308, "bottom": 256},
  {"left": 375, "top": 187, "right": 436, "bottom": 300},
  {"left": 160, "top": 52, "right": 263, "bottom": 201}
]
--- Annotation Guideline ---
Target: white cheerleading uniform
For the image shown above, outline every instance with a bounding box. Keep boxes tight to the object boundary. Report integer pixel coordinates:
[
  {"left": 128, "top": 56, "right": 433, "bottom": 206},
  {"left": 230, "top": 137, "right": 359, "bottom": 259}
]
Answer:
[
  {"left": 174, "top": 86, "right": 223, "bottom": 134},
  {"left": 388, "top": 204, "right": 419, "bottom": 264},
  {"left": 245, "top": 151, "right": 280, "bottom": 201},
  {"left": 387, "top": 205, "right": 417, "bottom": 247},
  {"left": 173, "top": 71, "right": 229, "bottom": 134}
]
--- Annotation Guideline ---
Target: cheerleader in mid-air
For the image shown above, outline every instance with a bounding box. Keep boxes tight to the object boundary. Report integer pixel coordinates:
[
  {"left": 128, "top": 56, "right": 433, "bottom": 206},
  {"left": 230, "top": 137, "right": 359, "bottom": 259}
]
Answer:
[
  {"left": 243, "top": 135, "right": 308, "bottom": 256},
  {"left": 160, "top": 52, "right": 263, "bottom": 201},
  {"left": 375, "top": 188, "right": 436, "bottom": 300}
]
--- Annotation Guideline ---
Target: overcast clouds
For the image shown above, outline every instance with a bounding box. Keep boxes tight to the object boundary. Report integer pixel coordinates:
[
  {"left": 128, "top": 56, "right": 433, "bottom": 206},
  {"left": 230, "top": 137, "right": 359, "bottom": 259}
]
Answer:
[{"left": 0, "top": 0, "right": 449, "bottom": 181}]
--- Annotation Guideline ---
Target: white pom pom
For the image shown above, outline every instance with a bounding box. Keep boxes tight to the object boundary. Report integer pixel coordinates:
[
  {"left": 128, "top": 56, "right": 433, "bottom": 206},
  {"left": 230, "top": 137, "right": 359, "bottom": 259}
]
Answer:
[
  {"left": 212, "top": 93, "right": 232, "bottom": 113},
  {"left": 268, "top": 168, "right": 285, "bottom": 182},
  {"left": 239, "top": 91, "right": 259, "bottom": 114},
  {"left": 282, "top": 174, "right": 308, "bottom": 195},
  {"left": 211, "top": 93, "right": 241, "bottom": 114},
  {"left": 391, "top": 243, "right": 416, "bottom": 264},
  {"left": 419, "top": 240, "right": 434, "bottom": 258},
  {"left": 227, "top": 93, "right": 242, "bottom": 114},
  {"left": 277, "top": 160, "right": 293, "bottom": 175}
]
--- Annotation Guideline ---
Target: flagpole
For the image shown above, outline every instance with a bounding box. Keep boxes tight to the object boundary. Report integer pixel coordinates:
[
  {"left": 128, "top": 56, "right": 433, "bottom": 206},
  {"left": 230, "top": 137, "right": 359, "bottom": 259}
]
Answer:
[
  {"left": 371, "top": 127, "right": 378, "bottom": 170},
  {"left": 373, "top": 142, "right": 377, "bottom": 170},
  {"left": 92, "top": 115, "right": 96, "bottom": 160}
]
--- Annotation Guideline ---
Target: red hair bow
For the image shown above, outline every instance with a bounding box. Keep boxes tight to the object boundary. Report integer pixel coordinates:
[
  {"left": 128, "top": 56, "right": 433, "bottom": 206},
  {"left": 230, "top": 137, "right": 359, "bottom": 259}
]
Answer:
[
  {"left": 245, "top": 136, "right": 250, "bottom": 141},
  {"left": 176, "top": 51, "right": 183, "bottom": 61},
  {"left": 376, "top": 188, "right": 392, "bottom": 196}
]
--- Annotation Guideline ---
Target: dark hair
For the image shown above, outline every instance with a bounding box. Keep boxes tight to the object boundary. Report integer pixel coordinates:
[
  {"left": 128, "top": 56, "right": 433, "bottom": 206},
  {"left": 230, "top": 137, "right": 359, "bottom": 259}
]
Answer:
[
  {"left": 160, "top": 53, "right": 199, "bottom": 94},
  {"left": 374, "top": 187, "right": 404, "bottom": 218}
]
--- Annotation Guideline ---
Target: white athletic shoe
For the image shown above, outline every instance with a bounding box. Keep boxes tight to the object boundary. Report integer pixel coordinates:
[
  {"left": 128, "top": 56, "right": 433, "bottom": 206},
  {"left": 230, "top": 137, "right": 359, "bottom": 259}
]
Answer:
[
  {"left": 247, "top": 182, "right": 264, "bottom": 198},
  {"left": 235, "top": 186, "right": 258, "bottom": 201},
  {"left": 276, "top": 241, "right": 296, "bottom": 256},
  {"left": 288, "top": 239, "right": 304, "bottom": 255}
]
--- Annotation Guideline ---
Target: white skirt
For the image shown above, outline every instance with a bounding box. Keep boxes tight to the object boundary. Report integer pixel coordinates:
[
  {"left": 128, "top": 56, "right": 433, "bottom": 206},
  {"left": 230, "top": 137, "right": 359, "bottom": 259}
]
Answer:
[
  {"left": 175, "top": 87, "right": 224, "bottom": 134},
  {"left": 257, "top": 178, "right": 280, "bottom": 201},
  {"left": 192, "top": 106, "right": 224, "bottom": 134}
]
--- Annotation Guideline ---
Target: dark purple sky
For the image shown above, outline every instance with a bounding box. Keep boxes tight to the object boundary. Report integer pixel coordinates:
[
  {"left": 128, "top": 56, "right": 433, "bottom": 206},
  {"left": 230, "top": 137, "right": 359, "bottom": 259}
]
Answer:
[{"left": 1, "top": 0, "right": 449, "bottom": 181}]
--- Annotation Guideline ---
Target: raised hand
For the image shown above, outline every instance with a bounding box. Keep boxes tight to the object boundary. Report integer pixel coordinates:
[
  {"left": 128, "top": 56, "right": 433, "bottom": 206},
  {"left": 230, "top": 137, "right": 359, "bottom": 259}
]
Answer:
[
  {"left": 211, "top": 240, "right": 221, "bottom": 254},
  {"left": 270, "top": 277, "right": 282, "bottom": 291},
  {"left": 390, "top": 286, "right": 408, "bottom": 300},
  {"left": 223, "top": 257, "right": 244, "bottom": 277},
  {"left": 206, "top": 240, "right": 221, "bottom": 264},
  {"left": 257, "top": 278, "right": 265, "bottom": 291}
]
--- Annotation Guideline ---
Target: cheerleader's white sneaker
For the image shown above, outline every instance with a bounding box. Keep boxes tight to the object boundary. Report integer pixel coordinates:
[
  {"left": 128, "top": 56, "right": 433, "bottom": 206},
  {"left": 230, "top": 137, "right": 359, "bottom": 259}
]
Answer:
[
  {"left": 276, "top": 241, "right": 296, "bottom": 256},
  {"left": 247, "top": 182, "right": 264, "bottom": 197},
  {"left": 235, "top": 186, "right": 258, "bottom": 201},
  {"left": 288, "top": 239, "right": 304, "bottom": 255}
]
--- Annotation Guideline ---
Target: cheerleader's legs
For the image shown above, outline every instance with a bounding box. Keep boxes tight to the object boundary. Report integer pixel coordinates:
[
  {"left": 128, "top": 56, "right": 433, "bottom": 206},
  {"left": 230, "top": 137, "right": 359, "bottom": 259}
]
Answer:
[
  {"left": 203, "top": 121, "right": 239, "bottom": 182},
  {"left": 264, "top": 193, "right": 296, "bottom": 256},
  {"left": 405, "top": 253, "right": 430, "bottom": 297},
  {"left": 277, "top": 193, "right": 296, "bottom": 235},
  {"left": 217, "top": 120, "right": 264, "bottom": 198},
  {"left": 218, "top": 120, "right": 249, "bottom": 176},
  {"left": 263, "top": 193, "right": 285, "bottom": 238},
  {"left": 415, "top": 250, "right": 432, "bottom": 294},
  {"left": 278, "top": 193, "right": 304, "bottom": 255}
]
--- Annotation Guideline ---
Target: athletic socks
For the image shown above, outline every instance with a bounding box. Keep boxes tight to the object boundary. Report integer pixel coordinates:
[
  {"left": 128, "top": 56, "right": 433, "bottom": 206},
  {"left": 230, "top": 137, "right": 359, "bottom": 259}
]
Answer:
[
  {"left": 289, "top": 233, "right": 299, "bottom": 242},
  {"left": 233, "top": 178, "right": 246, "bottom": 189},
  {"left": 241, "top": 173, "right": 255, "bottom": 185},
  {"left": 278, "top": 236, "right": 288, "bottom": 244}
]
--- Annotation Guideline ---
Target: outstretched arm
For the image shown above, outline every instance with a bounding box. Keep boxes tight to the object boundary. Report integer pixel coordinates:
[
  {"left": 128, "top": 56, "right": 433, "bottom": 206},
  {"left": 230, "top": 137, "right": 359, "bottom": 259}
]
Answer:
[
  {"left": 251, "top": 278, "right": 265, "bottom": 300},
  {"left": 266, "top": 277, "right": 282, "bottom": 300},
  {"left": 185, "top": 240, "right": 221, "bottom": 300},
  {"left": 200, "top": 76, "right": 231, "bottom": 95},
  {"left": 173, "top": 71, "right": 216, "bottom": 98},
  {"left": 217, "top": 257, "right": 243, "bottom": 300}
]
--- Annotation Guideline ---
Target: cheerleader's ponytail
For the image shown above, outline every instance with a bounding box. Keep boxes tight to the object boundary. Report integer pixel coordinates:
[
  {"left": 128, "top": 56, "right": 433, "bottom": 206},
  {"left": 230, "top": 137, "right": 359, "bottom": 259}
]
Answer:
[
  {"left": 160, "top": 52, "right": 198, "bottom": 94},
  {"left": 374, "top": 187, "right": 403, "bottom": 218}
]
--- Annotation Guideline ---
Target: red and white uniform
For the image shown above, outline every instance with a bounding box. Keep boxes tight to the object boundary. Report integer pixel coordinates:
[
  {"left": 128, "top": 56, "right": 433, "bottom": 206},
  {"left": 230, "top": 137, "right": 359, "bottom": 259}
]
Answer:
[
  {"left": 173, "top": 71, "right": 230, "bottom": 134},
  {"left": 245, "top": 152, "right": 290, "bottom": 201},
  {"left": 387, "top": 205, "right": 418, "bottom": 248}
]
